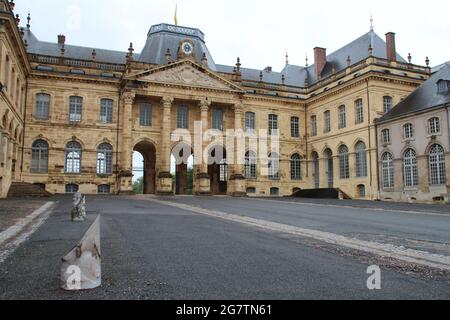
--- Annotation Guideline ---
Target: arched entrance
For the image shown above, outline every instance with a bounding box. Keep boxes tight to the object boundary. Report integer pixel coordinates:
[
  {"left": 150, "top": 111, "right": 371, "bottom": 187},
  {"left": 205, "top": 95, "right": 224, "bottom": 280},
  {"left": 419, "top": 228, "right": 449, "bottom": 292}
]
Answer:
[
  {"left": 133, "top": 141, "right": 156, "bottom": 194},
  {"left": 324, "top": 148, "right": 334, "bottom": 188},
  {"left": 312, "top": 152, "right": 320, "bottom": 189},
  {"left": 171, "top": 143, "right": 194, "bottom": 195},
  {"left": 208, "top": 145, "right": 227, "bottom": 195}
]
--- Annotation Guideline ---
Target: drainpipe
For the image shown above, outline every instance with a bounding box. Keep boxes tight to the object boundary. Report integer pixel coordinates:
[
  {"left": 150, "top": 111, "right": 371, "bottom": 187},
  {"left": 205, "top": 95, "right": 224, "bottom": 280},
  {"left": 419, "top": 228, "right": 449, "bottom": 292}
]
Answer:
[
  {"left": 366, "top": 79, "right": 374, "bottom": 198},
  {"left": 447, "top": 104, "right": 450, "bottom": 149},
  {"left": 115, "top": 90, "right": 122, "bottom": 194},
  {"left": 304, "top": 104, "right": 309, "bottom": 178},
  {"left": 20, "top": 79, "right": 29, "bottom": 181},
  {"left": 375, "top": 120, "right": 381, "bottom": 201}
]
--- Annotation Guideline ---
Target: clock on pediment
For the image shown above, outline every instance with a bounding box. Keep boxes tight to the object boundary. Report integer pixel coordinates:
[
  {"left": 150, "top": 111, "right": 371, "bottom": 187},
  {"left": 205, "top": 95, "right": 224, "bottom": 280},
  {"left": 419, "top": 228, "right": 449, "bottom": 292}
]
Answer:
[{"left": 177, "top": 39, "right": 195, "bottom": 60}]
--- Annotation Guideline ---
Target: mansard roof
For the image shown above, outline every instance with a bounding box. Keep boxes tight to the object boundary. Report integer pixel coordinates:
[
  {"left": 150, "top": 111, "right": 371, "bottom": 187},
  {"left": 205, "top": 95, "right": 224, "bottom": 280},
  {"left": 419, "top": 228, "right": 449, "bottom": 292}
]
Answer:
[
  {"left": 22, "top": 22, "right": 406, "bottom": 87},
  {"left": 138, "top": 24, "right": 217, "bottom": 70},
  {"left": 378, "top": 62, "right": 450, "bottom": 123}
]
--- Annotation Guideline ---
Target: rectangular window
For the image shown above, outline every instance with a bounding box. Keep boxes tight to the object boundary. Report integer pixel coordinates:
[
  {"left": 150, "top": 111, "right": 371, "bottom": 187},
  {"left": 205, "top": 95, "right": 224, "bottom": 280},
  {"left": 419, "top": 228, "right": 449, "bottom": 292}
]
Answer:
[
  {"left": 177, "top": 105, "right": 189, "bottom": 129},
  {"left": 383, "top": 96, "right": 393, "bottom": 113},
  {"left": 212, "top": 108, "right": 223, "bottom": 131},
  {"left": 338, "top": 106, "right": 346, "bottom": 129},
  {"left": 291, "top": 117, "right": 300, "bottom": 137},
  {"left": 140, "top": 103, "right": 152, "bottom": 127},
  {"left": 245, "top": 112, "right": 255, "bottom": 131},
  {"left": 35, "top": 94, "right": 50, "bottom": 120},
  {"left": 268, "top": 114, "right": 278, "bottom": 135},
  {"left": 100, "top": 99, "right": 113, "bottom": 124},
  {"left": 355, "top": 99, "right": 364, "bottom": 124},
  {"left": 324, "top": 111, "right": 331, "bottom": 133},
  {"left": 69, "top": 96, "right": 83, "bottom": 122},
  {"left": 311, "top": 116, "right": 317, "bottom": 137}
]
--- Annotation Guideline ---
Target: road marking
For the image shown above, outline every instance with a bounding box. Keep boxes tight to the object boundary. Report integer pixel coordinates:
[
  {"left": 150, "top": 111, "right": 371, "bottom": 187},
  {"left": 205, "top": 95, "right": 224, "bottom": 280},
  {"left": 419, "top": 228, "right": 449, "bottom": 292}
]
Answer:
[
  {"left": 247, "top": 198, "right": 450, "bottom": 217},
  {"left": 0, "top": 202, "right": 56, "bottom": 264},
  {"left": 146, "top": 198, "right": 450, "bottom": 271}
]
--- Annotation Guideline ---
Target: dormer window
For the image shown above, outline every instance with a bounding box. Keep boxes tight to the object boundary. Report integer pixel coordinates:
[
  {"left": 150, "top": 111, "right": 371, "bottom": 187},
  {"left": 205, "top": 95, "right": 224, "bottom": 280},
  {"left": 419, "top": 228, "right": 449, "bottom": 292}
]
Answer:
[{"left": 437, "top": 80, "right": 449, "bottom": 94}]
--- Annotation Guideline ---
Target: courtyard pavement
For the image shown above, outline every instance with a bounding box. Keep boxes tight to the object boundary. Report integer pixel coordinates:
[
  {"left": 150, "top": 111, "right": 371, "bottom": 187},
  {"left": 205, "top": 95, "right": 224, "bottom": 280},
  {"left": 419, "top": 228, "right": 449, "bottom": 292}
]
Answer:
[{"left": 0, "top": 195, "right": 449, "bottom": 300}]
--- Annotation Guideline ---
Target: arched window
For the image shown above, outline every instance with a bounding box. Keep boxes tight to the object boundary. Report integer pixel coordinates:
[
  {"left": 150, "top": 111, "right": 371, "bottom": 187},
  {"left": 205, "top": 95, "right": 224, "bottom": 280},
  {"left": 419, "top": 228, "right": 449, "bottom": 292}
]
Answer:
[
  {"left": 404, "top": 123, "right": 414, "bottom": 139},
  {"left": 65, "top": 141, "right": 82, "bottom": 174},
  {"left": 404, "top": 149, "right": 418, "bottom": 187},
  {"left": 357, "top": 185, "right": 366, "bottom": 198},
  {"left": 245, "top": 112, "right": 255, "bottom": 131},
  {"left": 382, "top": 152, "right": 394, "bottom": 188},
  {"left": 35, "top": 93, "right": 50, "bottom": 120},
  {"left": 98, "top": 184, "right": 111, "bottom": 194},
  {"left": 69, "top": 96, "right": 83, "bottom": 122},
  {"left": 428, "top": 117, "right": 440, "bottom": 134},
  {"left": 339, "top": 145, "right": 350, "bottom": 179},
  {"left": 245, "top": 151, "right": 257, "bottom": 179},
  {"left": 270, "top": 187, "right": 280, "bottom": 196},
  {"left": 429, "top": 144, "right": 446, "bottom": 185},
  {"left": 246, "top": 187, "right": 256, "bottom": 194},
  {"left": 65, "top": 184, "right": 79, "bottom": 193},
  {"left": 355, "top": 142, "right": 367, "bottom": 177},
  {"left": 383, "top": 96, "right": 393, "bottom": 113},
  {"left": 100, "top": 99, "right": 113, "bottom": 124},
  {"left": 268, "top": 152, "right": 280, "bottom": 180},
  {"left": 291, "top": 154, "right": 302, "bottom": 180},
  {"left": 381, "top": 129, "right": 391, "bottom": 144},
  {"left": 31, "top": 139, "right": 49, "bottom": 173},
  {"left": 97, "top": 143, "right": 113, "bottom": 175}
]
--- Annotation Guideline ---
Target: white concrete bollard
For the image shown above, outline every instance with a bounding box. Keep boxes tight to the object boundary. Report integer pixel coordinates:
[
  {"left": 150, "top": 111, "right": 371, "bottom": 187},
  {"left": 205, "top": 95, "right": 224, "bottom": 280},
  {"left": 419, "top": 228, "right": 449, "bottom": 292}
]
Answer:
[{"left": 61, "top": 216, "right": 101, "bottom": 291}]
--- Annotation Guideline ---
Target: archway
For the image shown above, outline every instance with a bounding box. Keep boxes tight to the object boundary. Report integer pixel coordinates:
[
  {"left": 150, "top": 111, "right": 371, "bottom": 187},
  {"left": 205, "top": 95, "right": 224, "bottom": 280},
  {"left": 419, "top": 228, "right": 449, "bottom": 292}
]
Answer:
[
  {"left": 133, "top": 141, "right": 156, "bottom": 195},
  {"left": 324, "top": 148, "right": 334, "bottom": 188},
  {"left": 171, "top": 143, "right": 194, "bottom": 195},
  {"left": 208, "top": 145, "right": 227, "bottom": 195}
]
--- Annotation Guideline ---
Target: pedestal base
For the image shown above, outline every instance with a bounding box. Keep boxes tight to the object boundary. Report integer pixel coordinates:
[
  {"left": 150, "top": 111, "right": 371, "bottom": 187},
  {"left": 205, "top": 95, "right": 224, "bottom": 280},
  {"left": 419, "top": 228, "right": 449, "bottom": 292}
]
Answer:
[
  {"left": 194, "top": 173, "right": 211, "bottom": 195},
  {"left": 228, "top": 174, "right": 246, "bottom": 197},
  {"left": 156, "top": 172, "right": 173, "bottom": 195},
  {"left": 118, "top": 171, "right": 133, "bottom": 195}
]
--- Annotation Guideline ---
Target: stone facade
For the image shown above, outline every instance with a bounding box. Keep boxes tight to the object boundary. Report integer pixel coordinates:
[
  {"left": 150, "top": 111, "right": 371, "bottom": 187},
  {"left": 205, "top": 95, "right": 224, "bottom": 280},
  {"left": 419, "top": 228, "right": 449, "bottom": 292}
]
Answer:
[
  {"left": 0, "top": 0, "right": 30, "bottom": 197},
  {"left": 0, "top": 1, "right": 438, "bottom": 200}
]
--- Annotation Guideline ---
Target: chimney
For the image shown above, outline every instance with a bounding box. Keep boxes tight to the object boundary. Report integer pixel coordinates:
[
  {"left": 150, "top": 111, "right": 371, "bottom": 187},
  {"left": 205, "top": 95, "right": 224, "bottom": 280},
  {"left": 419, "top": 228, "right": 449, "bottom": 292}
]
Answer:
[
  {"left": 58, "top": 34, "right": 66, "bottom": 45},
  {"left": 314, "top": 47, "right": 327, "bottom": 79},
  {"left": 385, "top": 32, "right": 396, "bottom": 62}
]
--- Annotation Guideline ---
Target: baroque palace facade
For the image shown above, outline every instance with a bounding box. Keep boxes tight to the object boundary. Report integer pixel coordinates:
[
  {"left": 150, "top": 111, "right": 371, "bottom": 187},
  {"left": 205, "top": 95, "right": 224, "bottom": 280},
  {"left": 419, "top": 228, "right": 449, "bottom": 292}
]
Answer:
[{"left": 0, "top": 0, "right": 439, "bottom": 200}]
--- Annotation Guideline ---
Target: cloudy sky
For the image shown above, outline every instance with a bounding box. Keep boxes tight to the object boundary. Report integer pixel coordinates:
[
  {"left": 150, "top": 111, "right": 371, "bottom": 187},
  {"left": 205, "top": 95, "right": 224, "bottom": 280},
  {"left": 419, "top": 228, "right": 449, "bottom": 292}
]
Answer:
[{"left": 15, "top": 0, "right": 450, "bottom": 72}]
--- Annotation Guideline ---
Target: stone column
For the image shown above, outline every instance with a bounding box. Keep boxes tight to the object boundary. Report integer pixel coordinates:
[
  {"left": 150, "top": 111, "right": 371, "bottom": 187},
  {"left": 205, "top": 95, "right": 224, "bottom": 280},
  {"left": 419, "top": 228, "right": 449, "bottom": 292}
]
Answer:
[
  {"left": 118, "top": 91, "right": 135, "bottom": 194},
  {"left": 157, "top": 96, "right": 174, "bottom": 195},
  {"left": 229, "top": 103, "right": 246, "bottom": 197},
  {"left": 194, "top": 100, "right": 211, "bottom": 195}
]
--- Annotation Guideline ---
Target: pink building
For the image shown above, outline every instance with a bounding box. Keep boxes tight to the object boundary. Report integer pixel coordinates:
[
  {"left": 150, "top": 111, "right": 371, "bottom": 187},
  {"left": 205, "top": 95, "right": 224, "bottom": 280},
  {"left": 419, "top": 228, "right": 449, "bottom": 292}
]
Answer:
[{"left": 376, "top": 63, "right": 450, "bottom": 203}]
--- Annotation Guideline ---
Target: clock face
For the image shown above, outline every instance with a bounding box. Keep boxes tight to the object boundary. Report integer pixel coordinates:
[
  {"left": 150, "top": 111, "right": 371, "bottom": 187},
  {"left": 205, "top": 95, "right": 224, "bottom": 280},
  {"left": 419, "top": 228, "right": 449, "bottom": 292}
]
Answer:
[{"left": 182, "top": 42, "right": 193, "bottom": 55}]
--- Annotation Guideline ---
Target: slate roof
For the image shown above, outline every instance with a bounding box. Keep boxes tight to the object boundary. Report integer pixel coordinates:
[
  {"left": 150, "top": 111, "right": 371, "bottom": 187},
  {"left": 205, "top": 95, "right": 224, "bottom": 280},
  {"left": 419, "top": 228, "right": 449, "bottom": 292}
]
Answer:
[
  {"left": 22, "top": 28, "right": 134, "bottom": 64},
  {"left": 378, "top": 62, "right": 450, "bottom": 123},
  {"left": 138, "top": 24, "right": 217, "bottom": 70},
  {"left": 22, "top": 23, "right": 407, "bottom": 87}
]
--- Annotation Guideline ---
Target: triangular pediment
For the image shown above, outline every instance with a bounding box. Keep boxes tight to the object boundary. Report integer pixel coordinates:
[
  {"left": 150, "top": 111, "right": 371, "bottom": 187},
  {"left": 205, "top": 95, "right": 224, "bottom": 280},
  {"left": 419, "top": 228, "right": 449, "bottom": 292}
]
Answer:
[{"left": 128, "top": 60, "right": 243, "bottom": 92}]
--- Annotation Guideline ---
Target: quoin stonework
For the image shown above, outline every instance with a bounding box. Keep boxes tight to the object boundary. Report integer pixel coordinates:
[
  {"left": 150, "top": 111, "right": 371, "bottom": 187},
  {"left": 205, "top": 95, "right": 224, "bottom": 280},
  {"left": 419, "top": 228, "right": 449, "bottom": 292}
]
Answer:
[{"left": 0, "top": 0, "right": 448, "bottom": 202}]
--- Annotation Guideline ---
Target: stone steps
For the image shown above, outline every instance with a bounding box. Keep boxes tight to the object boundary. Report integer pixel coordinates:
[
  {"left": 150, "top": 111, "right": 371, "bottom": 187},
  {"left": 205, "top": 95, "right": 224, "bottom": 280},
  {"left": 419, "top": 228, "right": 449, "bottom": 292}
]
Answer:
[{"left": 7, "top": 182, "right": 53, "bottom": 198}]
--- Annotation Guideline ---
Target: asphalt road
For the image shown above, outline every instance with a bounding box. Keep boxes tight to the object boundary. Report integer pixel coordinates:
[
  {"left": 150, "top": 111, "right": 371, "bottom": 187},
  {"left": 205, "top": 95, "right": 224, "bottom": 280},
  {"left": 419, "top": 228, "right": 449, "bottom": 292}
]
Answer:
[{"left": 0, "top": 195, "right": 449, "bottom": 300}]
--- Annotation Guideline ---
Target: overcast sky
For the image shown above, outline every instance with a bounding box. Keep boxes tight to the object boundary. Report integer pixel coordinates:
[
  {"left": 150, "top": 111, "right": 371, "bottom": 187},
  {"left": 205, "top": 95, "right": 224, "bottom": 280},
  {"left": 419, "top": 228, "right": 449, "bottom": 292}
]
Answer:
[{"left": 15, "top": 0, "right": 450, "bottom": 71}]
